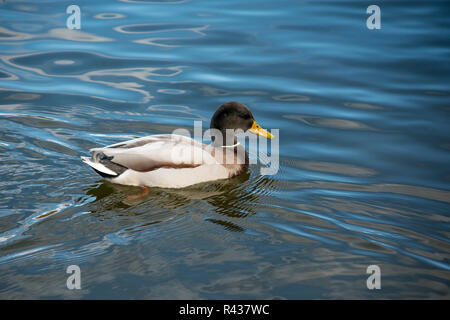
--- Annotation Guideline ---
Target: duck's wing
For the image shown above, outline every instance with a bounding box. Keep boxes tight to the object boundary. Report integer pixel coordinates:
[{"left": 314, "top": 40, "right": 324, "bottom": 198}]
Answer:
[{"left": 84, "top": 134, "right": 217, "bottom": 176}]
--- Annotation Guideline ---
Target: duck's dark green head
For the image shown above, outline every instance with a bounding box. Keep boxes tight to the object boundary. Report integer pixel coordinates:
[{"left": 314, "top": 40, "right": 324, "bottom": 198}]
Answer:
[{"left": 210, "top": 102, "right": 273, "bottom": 144}]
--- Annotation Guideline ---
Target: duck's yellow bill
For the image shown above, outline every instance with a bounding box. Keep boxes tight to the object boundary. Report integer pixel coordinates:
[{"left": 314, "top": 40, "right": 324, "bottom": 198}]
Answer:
[{"left": 248, "top": 121, "right": 274, "bottom": 139}]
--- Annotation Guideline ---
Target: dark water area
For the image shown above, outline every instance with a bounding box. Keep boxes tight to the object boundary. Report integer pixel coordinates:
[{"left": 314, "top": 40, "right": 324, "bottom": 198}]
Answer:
[{"left": 0, "top": 0, "right": 449, "bottom": 299}]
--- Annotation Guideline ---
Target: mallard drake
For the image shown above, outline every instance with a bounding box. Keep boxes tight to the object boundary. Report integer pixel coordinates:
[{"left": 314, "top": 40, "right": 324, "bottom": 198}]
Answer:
[{"left": 81, "top": 102, "right": 273, "bottom": 188}]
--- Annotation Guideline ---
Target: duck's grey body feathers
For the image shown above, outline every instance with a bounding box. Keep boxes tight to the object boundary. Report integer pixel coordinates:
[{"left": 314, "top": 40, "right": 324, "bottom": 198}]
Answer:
[{"left": 82, "top": 134, "right": 248, "bottom": 188}]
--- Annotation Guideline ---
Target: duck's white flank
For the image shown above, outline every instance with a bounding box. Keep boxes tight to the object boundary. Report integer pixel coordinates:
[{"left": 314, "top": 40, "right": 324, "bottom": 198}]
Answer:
[{"left": 81, "top": 134, "right": 245, "bottom": 188}]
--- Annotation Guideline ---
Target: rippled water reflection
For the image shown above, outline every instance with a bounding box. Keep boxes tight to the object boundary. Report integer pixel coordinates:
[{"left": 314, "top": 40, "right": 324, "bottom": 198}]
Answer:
[{"left": 0, "top": 0, "right": 449, "bottom": 298}]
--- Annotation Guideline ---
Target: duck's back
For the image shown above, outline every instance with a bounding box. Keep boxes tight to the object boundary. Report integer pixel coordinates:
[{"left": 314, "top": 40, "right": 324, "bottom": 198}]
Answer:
[{"left": 82, "top": 134, "right": 232, "bottom": 188}]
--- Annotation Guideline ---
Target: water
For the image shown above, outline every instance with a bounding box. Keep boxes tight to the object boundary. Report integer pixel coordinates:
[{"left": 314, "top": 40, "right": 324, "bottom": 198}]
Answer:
[{"left": 0, "top": 0, "right": 449, "bottom": 299}]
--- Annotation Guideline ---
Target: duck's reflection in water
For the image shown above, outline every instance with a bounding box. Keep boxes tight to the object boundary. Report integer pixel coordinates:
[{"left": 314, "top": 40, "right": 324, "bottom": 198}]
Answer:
[{"left": 85, "top": 171, "right": 273, "bottom": 233}]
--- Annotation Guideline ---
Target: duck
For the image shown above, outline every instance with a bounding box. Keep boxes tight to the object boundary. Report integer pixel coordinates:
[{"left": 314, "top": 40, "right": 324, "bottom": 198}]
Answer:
[{"left": 81, "top": 101, "right": 273, "bottom": 189}]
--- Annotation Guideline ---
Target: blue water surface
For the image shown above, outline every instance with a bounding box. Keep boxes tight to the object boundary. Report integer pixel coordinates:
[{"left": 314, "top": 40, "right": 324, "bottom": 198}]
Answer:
[{"left": 0, "top": 0, "right": 449, "bottom": 299}]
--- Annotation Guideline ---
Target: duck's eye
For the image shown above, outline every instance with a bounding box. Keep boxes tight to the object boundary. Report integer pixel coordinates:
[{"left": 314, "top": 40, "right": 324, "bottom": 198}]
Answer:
[{"left": 243, "top": 114, "right": 251, "bottom": 119}]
